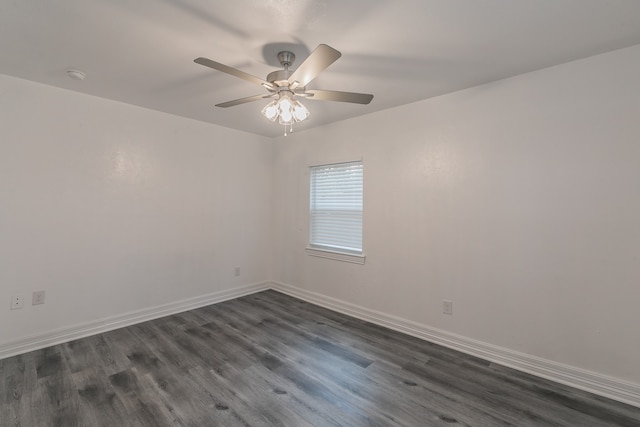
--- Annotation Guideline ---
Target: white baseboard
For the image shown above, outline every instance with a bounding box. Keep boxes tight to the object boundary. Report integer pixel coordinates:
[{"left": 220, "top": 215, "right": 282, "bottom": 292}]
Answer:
[
  {"left": 3, "top": 280, "right": 638, "bottom": 408},
  {"left": 270, "top": 281, "right": 640, "bottom": 409},
  {"left": 0, "top": 282, "right": 270, "bottom": 361}
]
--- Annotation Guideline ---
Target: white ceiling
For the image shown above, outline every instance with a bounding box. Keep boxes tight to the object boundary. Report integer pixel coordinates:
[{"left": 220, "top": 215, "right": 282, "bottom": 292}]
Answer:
[{"left": 2, "top": 0, "right": 640, "bottom": 138}]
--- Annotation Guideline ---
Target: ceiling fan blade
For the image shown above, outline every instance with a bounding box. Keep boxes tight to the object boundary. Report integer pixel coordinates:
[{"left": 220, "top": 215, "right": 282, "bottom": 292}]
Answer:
[
  {"left": 215, "top": 94, "right": 271, "bottom": 108},
  {"left": 195, "top": 57, "right": 273, "bottom": 90},
  {"left": 305, "top": 89, "right": 374, "bottom": 104},
  {"left": 288, "top": 44, "right": 341, "bottom": 87}
]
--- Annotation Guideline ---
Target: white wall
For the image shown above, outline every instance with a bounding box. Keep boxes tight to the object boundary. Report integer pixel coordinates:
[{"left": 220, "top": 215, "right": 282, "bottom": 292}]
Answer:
[
  {"left": 2, "top": 42, "right": 639, "bottom": 397},
  {"left": 0, "top": 75, "right": 273, "bottom": 345},
  {"left": 272, "top": 44, "right": 640, "bottom": 385}
]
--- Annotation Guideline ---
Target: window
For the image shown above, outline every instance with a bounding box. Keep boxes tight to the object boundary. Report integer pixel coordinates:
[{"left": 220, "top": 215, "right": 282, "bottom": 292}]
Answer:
[{"left": 307, "top": 161, "right": 364, "bottom": 264}]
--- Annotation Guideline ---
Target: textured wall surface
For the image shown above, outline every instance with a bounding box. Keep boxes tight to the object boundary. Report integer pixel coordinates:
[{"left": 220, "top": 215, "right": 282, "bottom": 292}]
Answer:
[
  {"left": 0, "top": 75, "right": 273, "bottom": 344},
  {"left": 272, "top": 45, "right": 640, "bottom": 384}
]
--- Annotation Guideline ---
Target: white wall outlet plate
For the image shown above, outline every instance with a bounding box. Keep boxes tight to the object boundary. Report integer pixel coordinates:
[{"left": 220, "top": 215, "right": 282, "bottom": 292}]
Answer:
[
  {"left": 32, "top": 290, "right": 46, "bottom": 305},
  {"left": 442, "top": 300, "right": 453, "bottom": 315},
  {"left": 11, "top": 295, "right": 24, "bottom": 309}
]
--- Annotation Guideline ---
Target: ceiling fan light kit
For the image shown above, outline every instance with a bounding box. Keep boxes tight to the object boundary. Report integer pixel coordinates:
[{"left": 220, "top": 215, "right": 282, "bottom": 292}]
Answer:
[
  {"left": 261, "top": 91, "right": 310, "bottom": 121},
  {"left": 194, "top": 44, "right": 373, "bottom": 136}
]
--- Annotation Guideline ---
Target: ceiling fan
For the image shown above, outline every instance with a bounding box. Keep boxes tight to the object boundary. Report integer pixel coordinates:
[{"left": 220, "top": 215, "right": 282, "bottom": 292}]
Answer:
[{"left": 194, "top": 44, "right": 373, "bottom": 134}]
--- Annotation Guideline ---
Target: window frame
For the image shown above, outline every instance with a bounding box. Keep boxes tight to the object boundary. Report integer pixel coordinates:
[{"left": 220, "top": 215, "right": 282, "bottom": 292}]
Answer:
[{"left": 306, "top": 160, "right": 365, "bottom": 264}]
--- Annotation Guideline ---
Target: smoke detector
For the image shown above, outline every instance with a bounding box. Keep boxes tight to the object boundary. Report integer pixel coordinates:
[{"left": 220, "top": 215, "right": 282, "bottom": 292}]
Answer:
[{"left": 66, "top": 68, "right": 86, "bottom": 81}]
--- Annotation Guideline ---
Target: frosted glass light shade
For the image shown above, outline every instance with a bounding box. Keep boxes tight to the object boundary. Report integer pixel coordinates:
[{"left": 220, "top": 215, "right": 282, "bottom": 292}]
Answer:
[
  {"left": 293, "top": 101, "right": 310, "bottom": 121},
  {"left": 261, "top": 101, "right": 278, "bottom": 121},
  {"left": 279, "top": 108, "right": 293, "bottom": 124}
]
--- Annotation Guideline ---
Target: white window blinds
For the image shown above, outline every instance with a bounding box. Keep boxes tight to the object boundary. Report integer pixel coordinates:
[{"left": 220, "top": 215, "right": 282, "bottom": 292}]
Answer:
[{"left": 309, "top": 161, "right": 363, "bottom": 254}]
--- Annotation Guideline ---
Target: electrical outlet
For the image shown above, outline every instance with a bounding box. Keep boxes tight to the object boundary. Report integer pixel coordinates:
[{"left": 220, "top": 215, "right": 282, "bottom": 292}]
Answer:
[
  {"left": 442, "top": 300, "right": 453, "bottom": 315},
  {"left": 32, "top": 290, "right": 46, "bottom": 305},
  {"left": 11, "top": 295, "right": 24, "bottom": 310},
  {"left": 234, "top": 267, "right": 241, "bottom": 277}
]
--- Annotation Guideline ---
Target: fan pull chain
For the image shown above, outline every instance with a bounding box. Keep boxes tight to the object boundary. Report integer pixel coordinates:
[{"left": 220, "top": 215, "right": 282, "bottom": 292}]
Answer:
[{"left": 284, "top": 122, "right": 294, "bottom": 136}]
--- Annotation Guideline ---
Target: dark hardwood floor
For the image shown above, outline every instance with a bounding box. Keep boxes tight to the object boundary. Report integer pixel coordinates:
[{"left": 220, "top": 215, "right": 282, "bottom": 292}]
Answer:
[{"left": 1, "top": 290, "right": 639, "bottom": 426}]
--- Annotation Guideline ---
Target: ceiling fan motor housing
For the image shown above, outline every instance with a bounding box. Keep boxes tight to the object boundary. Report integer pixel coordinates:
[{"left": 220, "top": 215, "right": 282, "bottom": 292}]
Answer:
[
  {"left": 267, "top": 51, "right": 298, "bottom": 90},
  {"left": 277, "top": 51, "right": 295, "bottom": 69},
  {"left": 266, "top": 69, "right": 294, "bottom": 87}
]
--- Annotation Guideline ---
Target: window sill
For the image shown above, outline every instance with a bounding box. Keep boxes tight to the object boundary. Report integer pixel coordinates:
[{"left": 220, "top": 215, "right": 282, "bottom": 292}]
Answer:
[{"left": 305, "top": 247, "right": 366, "bottom": 264}]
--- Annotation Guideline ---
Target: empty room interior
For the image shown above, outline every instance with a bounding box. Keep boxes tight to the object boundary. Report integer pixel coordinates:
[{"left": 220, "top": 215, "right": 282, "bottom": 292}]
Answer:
[{"left": 1, "top": 1, "right": 640, "bottom": 426}]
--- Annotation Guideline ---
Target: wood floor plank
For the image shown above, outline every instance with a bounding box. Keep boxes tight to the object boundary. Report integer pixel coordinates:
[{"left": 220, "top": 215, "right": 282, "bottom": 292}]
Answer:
[
  {"left": 71, "top": 366, "right": 131, "bottom": 427},
  {"left": 109, "top": 367, "right": 180, "bottom": 427},
  {"left": 31, "top": 361, "right": 84, "bottom": 426},
  {"left": 60, "top": 338, "right": 101, "bottom": 374},
  {"left": 128, "top": 322, "right": 203, "bottom": 372},
  {"left": 0, "top": 353, "right": 38, "bottom": 427},
  {"left": 1, "top": 289, "right": 639, "bottom": 426},
  {"left": 138, "top": 361, "right": 224, "bottom": 426},
  {"left": 84, "top": 334, "right": 132, "bottom": 377},
  {"left": 186, "top": 365, "right": 288, "bottom": 427}
]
